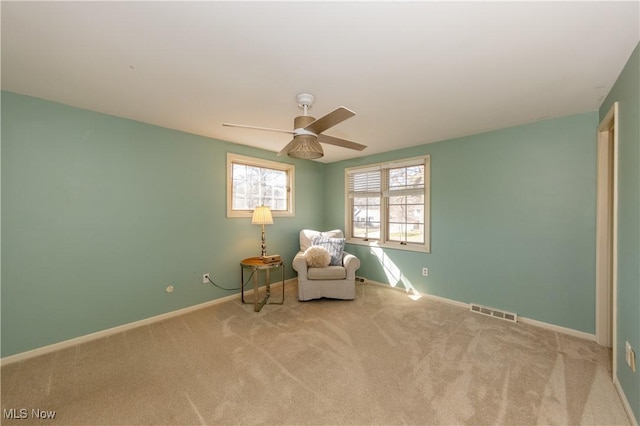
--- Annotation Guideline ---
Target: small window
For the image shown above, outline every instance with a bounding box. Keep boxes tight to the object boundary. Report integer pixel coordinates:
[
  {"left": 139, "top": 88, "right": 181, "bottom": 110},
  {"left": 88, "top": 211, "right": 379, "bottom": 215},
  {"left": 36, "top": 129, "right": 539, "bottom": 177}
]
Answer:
[
  {"left": 227, "top": 153, "right": 294, "bottom": 218},
  {"left": 346, "top": 156, "right": 430, "bottom": 252}
]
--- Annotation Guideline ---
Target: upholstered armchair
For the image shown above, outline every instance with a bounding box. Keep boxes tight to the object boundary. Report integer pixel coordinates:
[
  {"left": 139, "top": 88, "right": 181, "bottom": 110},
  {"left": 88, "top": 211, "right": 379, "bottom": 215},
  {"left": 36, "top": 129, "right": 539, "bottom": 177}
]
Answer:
[{"left": 293, "top": 229, "right": 361, "bottom": 301}]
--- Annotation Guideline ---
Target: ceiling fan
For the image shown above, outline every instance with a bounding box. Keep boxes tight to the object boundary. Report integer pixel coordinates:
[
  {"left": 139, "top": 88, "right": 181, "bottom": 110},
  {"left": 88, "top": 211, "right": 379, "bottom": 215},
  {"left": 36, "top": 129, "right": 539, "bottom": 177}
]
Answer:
[{"left": 223, "top": 93, "right": 367, "bottom": 159}]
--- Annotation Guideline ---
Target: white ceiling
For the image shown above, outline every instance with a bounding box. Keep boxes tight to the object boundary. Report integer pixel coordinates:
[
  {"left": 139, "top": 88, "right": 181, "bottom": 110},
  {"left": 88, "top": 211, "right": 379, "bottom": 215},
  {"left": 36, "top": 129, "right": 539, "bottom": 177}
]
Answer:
[{"left": 2, "top": 1, "right": 639, "bottom": 163}]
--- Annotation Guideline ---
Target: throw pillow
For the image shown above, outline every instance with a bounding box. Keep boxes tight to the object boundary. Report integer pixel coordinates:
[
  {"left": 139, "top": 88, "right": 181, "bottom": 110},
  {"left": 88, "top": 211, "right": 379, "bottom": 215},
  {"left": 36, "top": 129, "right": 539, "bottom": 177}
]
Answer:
[
  {"left": 311, "top": 236, "right": 345, "bottom": 266},
  {"left": 304, "top": 246, "right": 331, "bottom": 268},
  {"left": 299, "top": 229, "right": 344, "bottom": 252}
]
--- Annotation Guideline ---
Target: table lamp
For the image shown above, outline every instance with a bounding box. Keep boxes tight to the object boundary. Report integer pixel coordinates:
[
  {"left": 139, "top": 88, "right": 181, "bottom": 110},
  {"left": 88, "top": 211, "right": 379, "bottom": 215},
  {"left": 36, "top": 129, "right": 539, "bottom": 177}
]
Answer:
[{"left": 252, "top": 205, "right": 273, "bottom": 258}]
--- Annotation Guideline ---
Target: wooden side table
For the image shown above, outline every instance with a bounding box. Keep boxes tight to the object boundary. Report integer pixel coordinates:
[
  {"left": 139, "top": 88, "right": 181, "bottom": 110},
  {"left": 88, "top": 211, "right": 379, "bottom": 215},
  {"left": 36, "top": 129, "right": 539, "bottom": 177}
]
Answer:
[{"left": 240, "top": 257, "right": 285, "bottom": 312}]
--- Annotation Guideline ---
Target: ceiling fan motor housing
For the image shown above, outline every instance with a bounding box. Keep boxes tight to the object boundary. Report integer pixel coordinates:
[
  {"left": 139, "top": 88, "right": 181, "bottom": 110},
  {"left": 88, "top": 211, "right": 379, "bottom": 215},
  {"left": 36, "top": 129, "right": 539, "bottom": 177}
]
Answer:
[{"left": 294, "top": 115, "right": 315, "bottom": 131}]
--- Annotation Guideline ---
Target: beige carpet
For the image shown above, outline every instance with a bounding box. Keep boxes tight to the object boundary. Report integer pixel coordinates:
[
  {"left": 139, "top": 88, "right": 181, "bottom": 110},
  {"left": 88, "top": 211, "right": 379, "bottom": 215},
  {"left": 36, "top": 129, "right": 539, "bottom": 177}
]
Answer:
[{"left": 1, "top": 282, "right": 631, "bottom": 425}]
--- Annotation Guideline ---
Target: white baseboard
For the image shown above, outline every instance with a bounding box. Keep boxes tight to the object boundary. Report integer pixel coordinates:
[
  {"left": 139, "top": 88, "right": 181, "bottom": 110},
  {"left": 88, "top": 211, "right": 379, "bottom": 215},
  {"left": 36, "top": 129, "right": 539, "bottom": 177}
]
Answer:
[
  {"left": 1, "top": 279, "right": 294, "bottom": 366},
  {"left": 517, "top": 316, "right": 595, "bottom": 341},
  {"left": 421, "top": 290, "right": 470, "bottom": 309},
  {"left": 364, "top": 280, "right": 596, "bottom": 341}
]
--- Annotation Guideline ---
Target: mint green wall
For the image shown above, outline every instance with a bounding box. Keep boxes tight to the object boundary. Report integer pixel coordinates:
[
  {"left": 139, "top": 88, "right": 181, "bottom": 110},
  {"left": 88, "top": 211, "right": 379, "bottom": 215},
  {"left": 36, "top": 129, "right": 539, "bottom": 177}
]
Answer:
[
  {"left": 326, "top": 112, "right": 598, "bottom": 333},
  {"left": 600, "top": 43, "right": 639, "bottom": 421},
  {"left": 1, "top": 91, "right": 325, "bottom": 357}
]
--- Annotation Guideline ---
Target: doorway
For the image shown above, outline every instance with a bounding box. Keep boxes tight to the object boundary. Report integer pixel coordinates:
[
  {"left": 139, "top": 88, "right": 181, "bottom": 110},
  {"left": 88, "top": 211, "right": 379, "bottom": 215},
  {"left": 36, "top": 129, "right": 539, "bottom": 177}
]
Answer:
[{"left": 595, "top": 102, "right": 618, "bottom": 378}]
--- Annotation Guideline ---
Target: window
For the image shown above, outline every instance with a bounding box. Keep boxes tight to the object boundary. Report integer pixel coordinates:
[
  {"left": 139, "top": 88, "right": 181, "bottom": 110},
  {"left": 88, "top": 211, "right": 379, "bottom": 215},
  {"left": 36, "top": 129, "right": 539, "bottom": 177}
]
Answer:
[
  {"left": 227, "top": 153, "right": 294, "bottom": 218},
  {"left": 346, "top": 155, "right": 430, "bottom": 252}
]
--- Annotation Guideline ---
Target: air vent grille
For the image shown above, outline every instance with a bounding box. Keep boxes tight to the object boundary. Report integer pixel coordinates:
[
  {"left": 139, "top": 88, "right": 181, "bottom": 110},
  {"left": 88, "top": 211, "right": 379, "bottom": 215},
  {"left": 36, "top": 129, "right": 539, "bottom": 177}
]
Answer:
[{"left": 470, "top": 303, "right": 517, "bottom": 323}]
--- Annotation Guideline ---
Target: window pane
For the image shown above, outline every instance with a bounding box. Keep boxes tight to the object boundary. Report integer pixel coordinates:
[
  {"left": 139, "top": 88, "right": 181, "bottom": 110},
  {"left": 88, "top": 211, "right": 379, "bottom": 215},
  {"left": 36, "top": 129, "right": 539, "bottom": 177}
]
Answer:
[
  {"left": 388, "top": 168, "right": 407, "bottom": 187},
  {"left": 387, "top": 165, "right": 425, "bottom": 244},
  {"left": 407, "top": 224, "right": 424, "bottom": 243},
  {"left": 388, "top": 222, "right": 407, "bottom": 241},
  {"left": 388, "top": 204, "right": 406, "bottom": 222},
  {"left": 352, "top": 198, "right": 380, "bottom": 240},
  {"left": 388, "top": 222, "right": 425, "bottom": 243},
  {"left": 388, "top": 165, "right": 424, "bottom": 193},
  {"left": 232, "top": 163, "right": 287, "bottom": 211}
]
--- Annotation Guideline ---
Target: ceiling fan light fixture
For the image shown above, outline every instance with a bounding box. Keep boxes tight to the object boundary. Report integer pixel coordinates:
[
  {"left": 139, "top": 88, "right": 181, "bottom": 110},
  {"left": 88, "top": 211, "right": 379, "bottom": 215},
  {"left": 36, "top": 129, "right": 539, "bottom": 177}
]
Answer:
[
  {"left": 224, "top": 93, "right": 366, "bottom": 159},
  {"left": 287, "top": 136, "right": 323, "bottom": 159}
]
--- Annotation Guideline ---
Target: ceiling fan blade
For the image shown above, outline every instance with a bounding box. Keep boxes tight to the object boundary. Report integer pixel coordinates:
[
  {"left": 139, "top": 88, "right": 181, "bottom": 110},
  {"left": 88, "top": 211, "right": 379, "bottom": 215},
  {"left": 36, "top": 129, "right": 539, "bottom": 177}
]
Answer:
[
  {"left": 304, "top": 106, "right": 355, "bottom": 135},
  {"left": 223, "top": 123, "right": 294, "bottom": 135},
  {"left": 277, "top": 139, "right": 298, "bottom": 156},
  {"left": 318, "top": 134, "right": 367, "bottom": 151}
]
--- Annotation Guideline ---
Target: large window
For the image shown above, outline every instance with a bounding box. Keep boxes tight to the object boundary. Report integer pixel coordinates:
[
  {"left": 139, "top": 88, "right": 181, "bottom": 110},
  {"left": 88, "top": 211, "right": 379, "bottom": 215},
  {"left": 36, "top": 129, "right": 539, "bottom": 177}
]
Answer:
[
  {"left": 227, "top": 153, "right": 294, "bottom": 218},
  {"left": 346, "top": 156, "right": 430, "bottom": 252}
]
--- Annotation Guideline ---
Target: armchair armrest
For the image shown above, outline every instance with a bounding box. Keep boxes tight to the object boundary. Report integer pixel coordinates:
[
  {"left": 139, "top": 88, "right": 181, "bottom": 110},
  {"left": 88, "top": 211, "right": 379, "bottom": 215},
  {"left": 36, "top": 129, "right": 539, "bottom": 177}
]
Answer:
[
  {"left": 292, "top": 251, "right": 308, "bottom": 280},
  {"left": 342, "top": 251, "right": 361, "bottom": 280}
]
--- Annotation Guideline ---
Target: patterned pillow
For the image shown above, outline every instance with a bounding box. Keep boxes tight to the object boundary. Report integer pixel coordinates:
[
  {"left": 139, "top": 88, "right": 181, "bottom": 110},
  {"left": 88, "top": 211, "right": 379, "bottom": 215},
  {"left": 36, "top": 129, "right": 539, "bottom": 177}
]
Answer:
[
  {"left": 299, "top": 229, "right": 343, "bottom": 252},
  {"left": 311, "top": 236, "right": 345, "bottom": 266}
]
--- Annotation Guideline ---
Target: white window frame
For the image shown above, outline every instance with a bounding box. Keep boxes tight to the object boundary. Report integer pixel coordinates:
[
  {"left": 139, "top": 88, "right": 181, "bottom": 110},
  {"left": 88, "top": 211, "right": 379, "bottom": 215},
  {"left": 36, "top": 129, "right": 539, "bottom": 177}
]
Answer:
[
  {"left": 345, "top": 155, "right": 430, "bottom": 253},
  {"left": 227, "top": 153, "right": 295, "bottom": 218}
]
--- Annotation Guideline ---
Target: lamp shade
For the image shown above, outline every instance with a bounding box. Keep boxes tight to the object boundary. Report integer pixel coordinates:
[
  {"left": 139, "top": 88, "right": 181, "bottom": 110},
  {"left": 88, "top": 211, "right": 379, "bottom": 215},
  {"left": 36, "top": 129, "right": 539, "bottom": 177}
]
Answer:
[{"left": 251, "top": 205, "right": 273, "bottom": 225}]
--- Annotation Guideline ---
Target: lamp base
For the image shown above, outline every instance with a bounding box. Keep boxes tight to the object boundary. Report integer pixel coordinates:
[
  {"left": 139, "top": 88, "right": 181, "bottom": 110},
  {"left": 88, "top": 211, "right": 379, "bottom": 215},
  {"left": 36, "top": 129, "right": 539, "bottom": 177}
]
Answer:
[
  {"left": 262, "top": 254, "right": 281, "bottom": 263},
  {"left": 260, "top": 225, "right": 267, "bottom": 257}
]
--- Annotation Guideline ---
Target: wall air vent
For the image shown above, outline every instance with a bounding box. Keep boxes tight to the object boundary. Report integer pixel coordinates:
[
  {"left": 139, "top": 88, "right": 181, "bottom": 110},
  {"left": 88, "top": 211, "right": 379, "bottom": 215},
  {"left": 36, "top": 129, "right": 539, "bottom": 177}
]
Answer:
[{"left": 470, "top": 303, "right": 518, "bottom": 323}]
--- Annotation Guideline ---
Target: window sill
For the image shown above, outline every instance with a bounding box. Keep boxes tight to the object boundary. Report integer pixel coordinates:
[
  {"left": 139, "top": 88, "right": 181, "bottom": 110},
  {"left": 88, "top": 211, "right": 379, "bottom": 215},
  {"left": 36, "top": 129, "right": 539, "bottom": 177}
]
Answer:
[{"left": 345, "top": 239, "right": 430, "bottom": 253}]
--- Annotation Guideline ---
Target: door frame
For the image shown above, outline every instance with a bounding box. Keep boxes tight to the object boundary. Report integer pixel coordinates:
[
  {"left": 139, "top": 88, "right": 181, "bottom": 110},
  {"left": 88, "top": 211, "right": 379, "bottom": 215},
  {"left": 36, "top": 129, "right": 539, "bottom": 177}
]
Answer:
[{"left": 595, "top": 102, "right": 618, "bottom": 376}]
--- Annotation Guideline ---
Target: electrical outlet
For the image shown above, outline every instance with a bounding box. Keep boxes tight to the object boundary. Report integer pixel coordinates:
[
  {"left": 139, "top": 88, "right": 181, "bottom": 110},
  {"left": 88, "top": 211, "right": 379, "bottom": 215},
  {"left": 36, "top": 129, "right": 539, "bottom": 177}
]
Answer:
[
  {"left": 203, "top": 273, "right": 210, "bottom": 284},
  {"left": 626, "top": 341, "right": 636, "bottom": 372},
  {"left": 625, "top": 341, "right": 630, "bottom": 365},
  {"left": 422, "top": 267, "right": 429, "bottom": 277}
]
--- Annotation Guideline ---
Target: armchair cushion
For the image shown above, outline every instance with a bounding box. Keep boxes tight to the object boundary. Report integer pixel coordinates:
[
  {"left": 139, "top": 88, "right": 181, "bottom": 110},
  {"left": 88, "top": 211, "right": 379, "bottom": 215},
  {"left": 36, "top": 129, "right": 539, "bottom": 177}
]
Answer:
[
  {"left": 311, "top": 236, "right": 345, "bottom": 266},
  {"left": 308, "top": 266, "right": 347, "bottom": 280}
]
